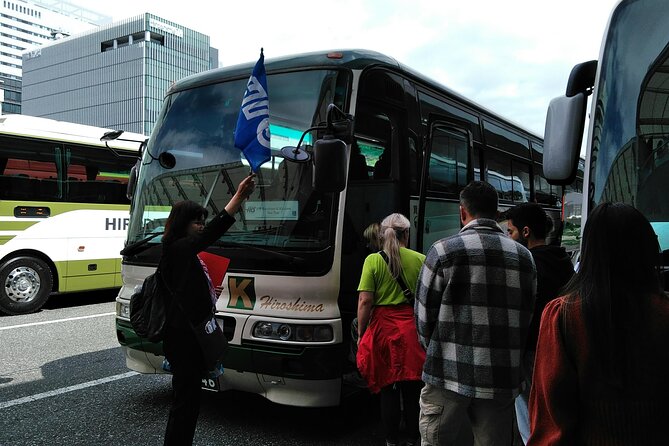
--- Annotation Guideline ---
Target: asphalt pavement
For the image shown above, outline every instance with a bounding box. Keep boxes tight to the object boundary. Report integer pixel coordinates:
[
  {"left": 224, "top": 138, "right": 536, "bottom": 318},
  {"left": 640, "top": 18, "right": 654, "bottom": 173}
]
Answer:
[{"left": 0, "top": 290, "right": 383, "bottom": 446}]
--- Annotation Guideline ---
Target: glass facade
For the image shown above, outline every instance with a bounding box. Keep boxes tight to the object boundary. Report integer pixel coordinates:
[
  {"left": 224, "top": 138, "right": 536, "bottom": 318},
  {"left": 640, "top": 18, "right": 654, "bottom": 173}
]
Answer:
[
  {"left": 21, "top": 13, "right": 217, "bottom": 136},
  {"left": 0, "top": 0, "right": 108, "bottom": 114}
]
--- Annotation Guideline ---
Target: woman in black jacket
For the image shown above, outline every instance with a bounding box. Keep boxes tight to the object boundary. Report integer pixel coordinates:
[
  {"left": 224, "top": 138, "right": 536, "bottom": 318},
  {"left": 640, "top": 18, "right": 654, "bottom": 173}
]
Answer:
[{"left": 161, "top": 173, "right": 255, "bottom": 445}]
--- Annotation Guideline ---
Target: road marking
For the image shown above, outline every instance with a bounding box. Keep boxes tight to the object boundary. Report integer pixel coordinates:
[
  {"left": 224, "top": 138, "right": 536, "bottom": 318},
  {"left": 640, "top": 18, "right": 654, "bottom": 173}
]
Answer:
[
  {"left": 0, "top": 371, "right": 140, "bottom": 410},
  {"left": 0, "top": 312, "right": 115, "bottom": 331}
]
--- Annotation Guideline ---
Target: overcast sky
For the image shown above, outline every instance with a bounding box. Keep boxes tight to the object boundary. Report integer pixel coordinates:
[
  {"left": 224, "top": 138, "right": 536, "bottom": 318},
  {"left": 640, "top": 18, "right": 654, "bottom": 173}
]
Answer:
[{"left": 73, "top": 0, "right": 620, "bottom": 137}]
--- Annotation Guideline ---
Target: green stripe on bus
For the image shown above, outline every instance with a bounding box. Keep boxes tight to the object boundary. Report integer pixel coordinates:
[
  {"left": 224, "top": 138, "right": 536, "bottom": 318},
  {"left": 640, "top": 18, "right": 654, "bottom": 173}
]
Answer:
[
  {"left": 99, "top": 172, "right": 130, "bottom": 179},
  {"left": 0, "top": 235, "right": 15, "bottom": 245},
  {"left": 0, "top": 201, "right": 128, "bottom": 217},
  {"left": 65, "top": 258, "right": 120, "bottom": 276},
  {"left": 1, "top": 220, "right": 38, "bottom": 230},
  {"left": 144, "top": 205, "right": 172, "bottom": 212},
  {"left": 53, "top": 258, "right": 122, "bottom": 293}
]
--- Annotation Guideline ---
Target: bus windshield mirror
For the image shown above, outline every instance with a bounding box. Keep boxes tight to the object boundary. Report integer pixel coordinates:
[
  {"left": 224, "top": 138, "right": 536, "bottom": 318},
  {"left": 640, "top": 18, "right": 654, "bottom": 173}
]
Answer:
[{"left": 158, "top": 152, "right": 176, "bottom": 169}]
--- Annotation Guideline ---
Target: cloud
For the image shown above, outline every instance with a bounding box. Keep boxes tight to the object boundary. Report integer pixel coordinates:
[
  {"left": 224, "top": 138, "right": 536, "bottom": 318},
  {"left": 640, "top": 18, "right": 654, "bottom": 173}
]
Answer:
[{"left": 75, "top": 0, "right": 620, "bottom": 135}]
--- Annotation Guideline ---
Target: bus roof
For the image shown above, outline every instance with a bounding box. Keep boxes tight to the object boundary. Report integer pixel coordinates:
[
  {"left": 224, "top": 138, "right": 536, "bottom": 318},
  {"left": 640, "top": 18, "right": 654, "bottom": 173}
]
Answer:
[
  {"left": 0, "top": 115, "right": 146, "bottom": 152},
  {"left": 169, "top": 49, "right": 541, "bottom": 140}
]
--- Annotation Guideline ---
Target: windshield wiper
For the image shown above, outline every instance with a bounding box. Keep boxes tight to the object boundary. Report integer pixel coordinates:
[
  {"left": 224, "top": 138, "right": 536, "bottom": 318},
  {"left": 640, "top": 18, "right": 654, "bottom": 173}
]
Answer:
[
  {"left": 218, "top": 241, "right": 305, "bottom": 266},
  {"left": 120, "top": 231, "right": 164, "bottom": 257}
]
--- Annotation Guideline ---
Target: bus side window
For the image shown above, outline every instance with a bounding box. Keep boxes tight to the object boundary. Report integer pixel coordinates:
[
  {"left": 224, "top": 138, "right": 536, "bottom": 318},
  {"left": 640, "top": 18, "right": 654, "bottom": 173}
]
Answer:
[
  {"left": 473, "top": 146, "right": 482, "bottom": 181},
  {"left": 0, "top": 157, "right": 59, "bottom": 201},
  {"left": 427, "top": 126, "right": 468, "bottom": 194},
  {"left": 512, "top": 160, "right": 530, "bottom": 202},
  {"left": 348, "top": 141, "right": 369, "bottom": 181},
  {"left": 486, "top": 151, "right": 511, "bottom": 200},
  {"left": 534, "top": 171, "right": 559, "bottom": 206},
  {"left": 65, "top": 146, "right": 134, "bottom": 205},
  {"left": 486, "top": 150, "right": 530, "bottom": 202},
  {"left": 352, "top": 102, "right": 393, "bottom": 182},
  {"left": 373, "top": 147, "right": 391, "bottom": 180}
]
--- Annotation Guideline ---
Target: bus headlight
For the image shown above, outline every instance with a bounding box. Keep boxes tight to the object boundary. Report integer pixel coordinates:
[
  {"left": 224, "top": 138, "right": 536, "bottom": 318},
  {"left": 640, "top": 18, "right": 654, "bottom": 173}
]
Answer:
[
  {"left": 255, "top": 322, "right": 274, "bottom": 337},
  {"left": 117, "top": 301, "right": 130, "bottom": 319},
  {"left": 252, "top": 322, "right": 334, "bottom": 342},
  {"left": 277, "top": 324, "right": 292, "bottom": 340}
]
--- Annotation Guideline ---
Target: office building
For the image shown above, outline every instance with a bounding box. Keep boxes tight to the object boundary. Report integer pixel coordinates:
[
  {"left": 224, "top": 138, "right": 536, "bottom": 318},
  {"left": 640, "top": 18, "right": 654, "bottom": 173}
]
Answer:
[
  {"left": 21, "top": 13, "right": 218, "bottom": 135},
  {"left": 0, "top": 0, "right": 109, "bottom": 114}
]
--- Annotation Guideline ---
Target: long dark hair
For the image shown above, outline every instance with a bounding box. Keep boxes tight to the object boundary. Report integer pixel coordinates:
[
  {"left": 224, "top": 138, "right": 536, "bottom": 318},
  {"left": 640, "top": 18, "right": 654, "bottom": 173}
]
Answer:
[
  {"left": 563, "top": 202, "right": 662, "bottom": 385},
  {"left": 162, "top": 200, "right": 208, "bottom": 244}
]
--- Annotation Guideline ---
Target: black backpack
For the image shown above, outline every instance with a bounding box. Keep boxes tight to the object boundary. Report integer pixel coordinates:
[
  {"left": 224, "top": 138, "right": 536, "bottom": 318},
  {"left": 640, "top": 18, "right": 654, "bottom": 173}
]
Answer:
[{"left": 129, "top": 266, "right": 174, "bottom": 342}]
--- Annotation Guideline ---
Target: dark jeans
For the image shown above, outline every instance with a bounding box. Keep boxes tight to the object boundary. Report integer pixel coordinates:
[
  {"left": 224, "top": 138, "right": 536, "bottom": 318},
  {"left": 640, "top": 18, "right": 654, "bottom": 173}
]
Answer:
[
  {"left": 163, "top": 327, "right": 205, "bottom": 446},
  {"left": 380, "top": 380, "right": 423, "bottom": 444}
]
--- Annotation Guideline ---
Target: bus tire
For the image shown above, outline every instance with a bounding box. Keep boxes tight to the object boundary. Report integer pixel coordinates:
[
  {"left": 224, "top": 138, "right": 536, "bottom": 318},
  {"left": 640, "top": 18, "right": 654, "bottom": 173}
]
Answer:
[{"left": 0, "top": 256, "right": 53, "bottom": 315}]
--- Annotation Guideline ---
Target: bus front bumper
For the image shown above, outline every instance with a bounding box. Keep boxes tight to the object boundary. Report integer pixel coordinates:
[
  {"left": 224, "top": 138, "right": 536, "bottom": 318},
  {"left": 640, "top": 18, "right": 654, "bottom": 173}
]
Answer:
[{"left": 116, "top": 318, "right": 345, "bottom": 406}]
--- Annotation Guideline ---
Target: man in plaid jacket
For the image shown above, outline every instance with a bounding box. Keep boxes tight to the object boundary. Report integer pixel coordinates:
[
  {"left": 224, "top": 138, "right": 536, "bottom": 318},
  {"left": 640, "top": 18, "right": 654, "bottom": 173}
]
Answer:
[{"left": 415, "top": 181, "right": 536, "bottom": 445}]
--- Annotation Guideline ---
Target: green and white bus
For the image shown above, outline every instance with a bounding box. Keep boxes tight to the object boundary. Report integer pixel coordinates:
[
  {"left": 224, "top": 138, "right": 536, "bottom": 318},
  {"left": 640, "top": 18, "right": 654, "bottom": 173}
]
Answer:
[
  {"left": 543, "top": 0, "right": 669, "bottom": 279},
  {"left": 0, "top": 115, "right": 145, "bottom": 314},
  {"left": 115, "top": 49, "right": 579, "bottom": 407}
]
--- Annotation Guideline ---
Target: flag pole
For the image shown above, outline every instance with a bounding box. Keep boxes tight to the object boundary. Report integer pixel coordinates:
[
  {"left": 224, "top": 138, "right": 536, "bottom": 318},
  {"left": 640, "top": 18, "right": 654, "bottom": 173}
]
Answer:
[{"left": 250, "top": 47, "right": 263, "bottom": 176}]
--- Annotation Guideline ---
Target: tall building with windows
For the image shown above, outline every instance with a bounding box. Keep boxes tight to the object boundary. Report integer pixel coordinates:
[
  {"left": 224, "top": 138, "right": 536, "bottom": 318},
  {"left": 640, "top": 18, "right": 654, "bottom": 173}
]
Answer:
[
  {"left": 21, "top": 13, "right": 218, "bottom": 135},
  {"left": 0, "top": 0, "right": 109, "bottom": 114}
]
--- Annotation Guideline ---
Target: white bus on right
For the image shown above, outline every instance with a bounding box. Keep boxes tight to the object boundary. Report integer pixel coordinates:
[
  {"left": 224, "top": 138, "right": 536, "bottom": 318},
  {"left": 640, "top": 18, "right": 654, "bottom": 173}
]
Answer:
[{"left": 544, "top": 0, "right": 669, "bottom": 271}]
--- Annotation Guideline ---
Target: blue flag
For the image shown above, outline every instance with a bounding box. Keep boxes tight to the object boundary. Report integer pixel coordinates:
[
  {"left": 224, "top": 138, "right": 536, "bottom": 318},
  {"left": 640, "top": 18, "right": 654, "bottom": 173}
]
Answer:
[{"left": 234, "top": 49, "right": 271, "bottom": 172}]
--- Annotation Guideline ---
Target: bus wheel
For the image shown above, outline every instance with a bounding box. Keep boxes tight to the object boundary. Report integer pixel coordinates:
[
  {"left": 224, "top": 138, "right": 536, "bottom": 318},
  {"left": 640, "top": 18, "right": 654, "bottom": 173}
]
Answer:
[{"left": 0, "top": 256, "right": 53, "bottom": 315}]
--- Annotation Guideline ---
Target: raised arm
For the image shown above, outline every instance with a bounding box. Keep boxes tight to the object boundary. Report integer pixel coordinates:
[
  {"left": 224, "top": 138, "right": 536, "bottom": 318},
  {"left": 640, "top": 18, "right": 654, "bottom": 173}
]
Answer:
[
  {"left": 186, "top": 174, "right": 256, "bottom": 253},
  {"left": 225, "top": 173, "right": 256, "bottom": 215}
]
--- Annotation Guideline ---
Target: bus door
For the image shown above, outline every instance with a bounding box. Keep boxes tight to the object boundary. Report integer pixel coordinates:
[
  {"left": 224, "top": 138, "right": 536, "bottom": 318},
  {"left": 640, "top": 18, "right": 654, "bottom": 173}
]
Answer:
[
  {"left": 416, "top": 122, "right": 472, "bottom": 253},
  {"left": 339, "top": 98, "right": 406, "bottom": 343}
]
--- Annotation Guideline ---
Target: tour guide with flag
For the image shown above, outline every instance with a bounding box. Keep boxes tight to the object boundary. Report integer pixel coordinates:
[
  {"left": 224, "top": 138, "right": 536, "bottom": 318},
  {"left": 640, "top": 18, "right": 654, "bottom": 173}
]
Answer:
[{"left": 234, "top": 49, "right": 271, "bottom": 173}]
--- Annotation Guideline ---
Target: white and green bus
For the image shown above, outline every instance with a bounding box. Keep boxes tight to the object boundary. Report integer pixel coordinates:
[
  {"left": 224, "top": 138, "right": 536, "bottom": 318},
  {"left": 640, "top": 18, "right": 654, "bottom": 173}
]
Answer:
[
  {"left": 0, "top": 115, "right": 145, "bottom": 314},
  {"left": 543, "top": 0, "right": 669, "bottom": 278},
  {"left": 115, "top": 49, "right": 580, "bottom": 407}
]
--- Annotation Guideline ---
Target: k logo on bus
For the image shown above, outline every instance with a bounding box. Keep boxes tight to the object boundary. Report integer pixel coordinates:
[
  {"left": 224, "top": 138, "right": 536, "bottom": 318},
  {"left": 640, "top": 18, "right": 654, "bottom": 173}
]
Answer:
[{"left": 227, "top": 276, "right": 256, "bottom": 310}]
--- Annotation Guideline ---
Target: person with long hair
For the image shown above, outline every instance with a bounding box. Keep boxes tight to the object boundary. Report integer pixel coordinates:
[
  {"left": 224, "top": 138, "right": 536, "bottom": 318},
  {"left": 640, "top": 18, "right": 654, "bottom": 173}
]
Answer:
[
  {"left": 528, "top": 202, "right": 669, "bottom": 445},
  {"left": 161, "top": 173, "right": 255, "bottom": 445},
  {"left": 356, "top": 213, "right": 426, "bottom": 446}
]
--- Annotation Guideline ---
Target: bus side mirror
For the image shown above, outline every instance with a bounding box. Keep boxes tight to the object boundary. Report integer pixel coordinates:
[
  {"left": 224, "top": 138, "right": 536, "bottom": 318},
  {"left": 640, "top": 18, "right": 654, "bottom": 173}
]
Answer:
[
  {"left": 126, "top": 160, "right": 140, "bottom": 200},
  {"left": 313, "top": 136, "right": 347, "bottom": 192},
  {"left": 543, "top": 93, "right": 586, "bottom": 185}
]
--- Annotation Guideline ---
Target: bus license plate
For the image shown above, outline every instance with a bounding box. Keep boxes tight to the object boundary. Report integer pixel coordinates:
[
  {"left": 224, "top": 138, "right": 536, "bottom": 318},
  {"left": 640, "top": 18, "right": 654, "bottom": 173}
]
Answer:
[{"left": 201, "top": 377, "right": 220, "bottom": 392}]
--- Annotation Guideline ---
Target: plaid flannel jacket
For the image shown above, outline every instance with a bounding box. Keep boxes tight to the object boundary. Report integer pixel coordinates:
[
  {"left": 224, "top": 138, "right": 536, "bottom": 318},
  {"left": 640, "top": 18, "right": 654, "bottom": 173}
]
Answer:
[{"left": 415, "top": 218, "right": 536, "bottom": 400}]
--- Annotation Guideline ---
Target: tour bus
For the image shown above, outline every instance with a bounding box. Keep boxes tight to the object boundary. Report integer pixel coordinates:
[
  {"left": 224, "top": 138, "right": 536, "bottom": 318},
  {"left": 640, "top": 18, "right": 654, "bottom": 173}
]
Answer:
[
  {"left": 115, "top": 49, "right": 578, "bottom": 407},
  {"left": 0, "top": 115, "right": 145, "bottom": 314},
  {"left": 542, "top": 0, "right": 668, "bottom": 281}
]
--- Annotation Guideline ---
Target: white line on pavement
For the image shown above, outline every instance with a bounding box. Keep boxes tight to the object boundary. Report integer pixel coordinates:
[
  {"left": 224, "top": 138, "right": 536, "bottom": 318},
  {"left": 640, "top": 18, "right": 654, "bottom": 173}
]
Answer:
[
  {"left": 0, "top": 312, "right": 115, "bottom": 331},
  {"left": 0, "top": 371, "right": 140, "bottom": 410}
]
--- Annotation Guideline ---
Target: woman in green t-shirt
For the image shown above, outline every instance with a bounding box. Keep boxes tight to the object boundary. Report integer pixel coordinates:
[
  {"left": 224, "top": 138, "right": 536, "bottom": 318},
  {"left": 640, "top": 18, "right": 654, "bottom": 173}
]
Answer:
[{"left": 356, "top": 213, "right": 426, "bottom": 446}]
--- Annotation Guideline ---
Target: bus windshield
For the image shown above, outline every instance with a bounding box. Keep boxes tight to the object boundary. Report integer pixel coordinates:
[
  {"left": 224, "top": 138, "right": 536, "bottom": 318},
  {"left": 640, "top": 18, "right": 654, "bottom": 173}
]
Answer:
[
  {"left": 125, "top": 69, "right": 347, "bottom": 273},
  {"left": 590, "top": 0, "right": 669, "bottom": 248}
]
